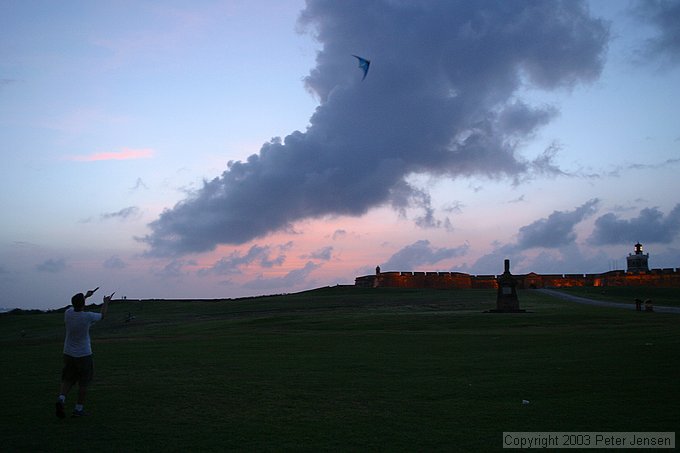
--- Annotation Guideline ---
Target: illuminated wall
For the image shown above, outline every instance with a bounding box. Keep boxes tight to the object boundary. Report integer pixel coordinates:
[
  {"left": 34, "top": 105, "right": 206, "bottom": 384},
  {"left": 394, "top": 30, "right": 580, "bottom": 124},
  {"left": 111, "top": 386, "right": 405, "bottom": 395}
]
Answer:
[{"left": 355, "top": 268, "right": 680, "bottom": 289}]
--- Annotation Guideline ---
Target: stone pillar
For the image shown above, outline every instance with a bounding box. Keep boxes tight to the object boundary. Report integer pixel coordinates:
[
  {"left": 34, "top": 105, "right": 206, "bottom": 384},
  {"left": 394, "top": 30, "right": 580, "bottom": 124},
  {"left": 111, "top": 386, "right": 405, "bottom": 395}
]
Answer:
[{"left": 492, "top": 259, "right": 524, "bottom": 312}]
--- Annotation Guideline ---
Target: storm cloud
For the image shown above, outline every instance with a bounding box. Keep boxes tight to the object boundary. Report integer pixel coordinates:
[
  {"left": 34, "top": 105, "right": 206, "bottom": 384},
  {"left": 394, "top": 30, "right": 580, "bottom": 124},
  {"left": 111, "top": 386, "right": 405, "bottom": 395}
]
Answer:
[
  {"left": 199, "top": 244, "right": 287, "bottom": 276},
  {"left": 470, "top": 201, "right": 680, "bottom": 275},
  {"left": 143, "top": 0, "right": 609, "bottom": 256},
  {"left": 382, "top": 240, "right": 468, "bottom": 271},
  {"left": 517, "top": 199, "right": 600, "bottom": 248},
  {"left": 470, "top": 199, "right": 600, "bottom": 274},
  {"left": 636, "top": 0, "right": 680, "bottom": 65},
  {"left": 589, "top": 204, "right": 680, "bottom": 245},
  {"left": 306, "top": 246, "right": 334, "bottom": 261}
]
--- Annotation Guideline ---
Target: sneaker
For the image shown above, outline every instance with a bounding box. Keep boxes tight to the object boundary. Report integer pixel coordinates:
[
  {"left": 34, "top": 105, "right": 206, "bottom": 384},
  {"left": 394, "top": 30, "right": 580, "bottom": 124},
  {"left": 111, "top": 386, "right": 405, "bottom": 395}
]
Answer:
[
  {"left": 56, "top": 400, "right": 65, "bottom": 419},
  {"left": 71, "top": 409, "right": 86, "bottom": 417}
]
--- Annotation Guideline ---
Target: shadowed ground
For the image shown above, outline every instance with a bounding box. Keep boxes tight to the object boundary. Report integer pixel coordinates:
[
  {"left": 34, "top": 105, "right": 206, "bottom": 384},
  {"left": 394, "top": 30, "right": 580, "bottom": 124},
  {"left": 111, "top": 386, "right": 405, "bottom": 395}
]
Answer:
[
  {"left": 538, "top": 288, "right": 680, "bottom": 314},
  {"left": 1, "top": 287, "right": 678, "bottom": 452}
]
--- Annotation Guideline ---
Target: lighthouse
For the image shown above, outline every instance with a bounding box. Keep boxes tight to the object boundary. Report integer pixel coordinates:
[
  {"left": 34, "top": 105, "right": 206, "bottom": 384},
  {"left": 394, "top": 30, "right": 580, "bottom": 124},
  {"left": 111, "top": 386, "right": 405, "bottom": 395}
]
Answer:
[{"left": 626, "top": 242, "right": 649, "bottom": 273}]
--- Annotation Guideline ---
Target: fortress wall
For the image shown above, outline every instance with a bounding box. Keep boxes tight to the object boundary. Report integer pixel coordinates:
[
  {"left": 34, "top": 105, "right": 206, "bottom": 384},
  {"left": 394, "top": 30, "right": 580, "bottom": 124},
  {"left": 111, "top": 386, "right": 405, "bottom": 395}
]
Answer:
[
  {"left": 356, "top": 268, "right": 680, "bottom": 289},
  {"left": 470, "top": 276, "right": 498, "bottom": 289}
]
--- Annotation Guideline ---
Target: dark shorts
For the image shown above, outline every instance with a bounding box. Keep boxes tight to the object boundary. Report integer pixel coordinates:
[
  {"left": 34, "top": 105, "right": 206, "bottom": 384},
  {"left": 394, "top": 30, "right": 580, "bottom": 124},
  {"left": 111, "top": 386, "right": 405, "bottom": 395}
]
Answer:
[{"left": 62, "top": 354, "right": 94, "bottom": 387}]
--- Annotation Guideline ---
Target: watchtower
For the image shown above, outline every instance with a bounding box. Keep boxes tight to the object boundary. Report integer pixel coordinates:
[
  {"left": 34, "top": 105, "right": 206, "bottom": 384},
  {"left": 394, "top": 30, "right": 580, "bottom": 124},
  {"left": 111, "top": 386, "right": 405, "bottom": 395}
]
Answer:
[{"left": 626, "top": 242, "right": 649, "bottom": 273}]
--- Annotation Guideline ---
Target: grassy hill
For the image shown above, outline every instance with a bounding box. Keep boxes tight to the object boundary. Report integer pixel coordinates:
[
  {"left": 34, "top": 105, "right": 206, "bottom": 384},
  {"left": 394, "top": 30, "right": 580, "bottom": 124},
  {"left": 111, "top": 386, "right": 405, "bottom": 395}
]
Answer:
[{"left": 1, "top": 287, "right": 678, "bottom": 452}]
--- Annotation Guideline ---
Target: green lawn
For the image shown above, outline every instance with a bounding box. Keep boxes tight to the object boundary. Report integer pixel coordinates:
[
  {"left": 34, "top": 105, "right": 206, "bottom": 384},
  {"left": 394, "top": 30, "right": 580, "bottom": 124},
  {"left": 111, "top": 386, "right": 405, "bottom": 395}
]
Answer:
[
  {"left": 556, "top": 286, "right": 680, "bottom": 307},
  {"left": 1, "top": 287, "right": 678, "bottom": 452}
]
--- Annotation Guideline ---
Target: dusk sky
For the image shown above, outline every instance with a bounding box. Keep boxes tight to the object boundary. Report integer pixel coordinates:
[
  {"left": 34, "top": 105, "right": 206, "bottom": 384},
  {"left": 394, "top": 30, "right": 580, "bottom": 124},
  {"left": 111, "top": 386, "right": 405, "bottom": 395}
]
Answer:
[{"left": 2, "top": 0, "right": 679, "bottom": 310}]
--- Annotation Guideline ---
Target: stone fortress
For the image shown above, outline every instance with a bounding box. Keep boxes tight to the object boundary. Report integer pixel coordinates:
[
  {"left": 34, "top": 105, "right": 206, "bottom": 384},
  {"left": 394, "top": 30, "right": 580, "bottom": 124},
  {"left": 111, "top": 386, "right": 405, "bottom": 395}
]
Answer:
[{"left": 355, "top": 243, "right": 680, "bottom": 289}]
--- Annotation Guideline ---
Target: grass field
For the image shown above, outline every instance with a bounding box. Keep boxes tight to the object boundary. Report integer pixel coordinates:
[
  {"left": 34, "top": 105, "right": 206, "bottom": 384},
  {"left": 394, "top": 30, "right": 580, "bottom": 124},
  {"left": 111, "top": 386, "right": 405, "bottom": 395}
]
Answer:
[
  {"left": 1, "top": 287, "right": 678, "bottom": 452},
  {"left": 555, "top": 286, "right": 680, "bottom": 307}
]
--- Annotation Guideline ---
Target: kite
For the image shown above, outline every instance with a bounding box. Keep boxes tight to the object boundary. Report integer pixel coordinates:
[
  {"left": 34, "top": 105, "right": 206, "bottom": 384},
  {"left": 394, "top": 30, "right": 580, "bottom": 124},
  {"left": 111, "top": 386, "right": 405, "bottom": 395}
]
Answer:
[{"left": 352, "top": 54, "right": 371, "bottom": 80}]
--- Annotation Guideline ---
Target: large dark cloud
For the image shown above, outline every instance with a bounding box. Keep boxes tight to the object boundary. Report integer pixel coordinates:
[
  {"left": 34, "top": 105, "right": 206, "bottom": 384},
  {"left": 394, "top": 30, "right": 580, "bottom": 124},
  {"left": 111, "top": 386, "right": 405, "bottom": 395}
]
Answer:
[
  {"left": 589, "top": 204, "right": 680, "bottom": 245},
  {"left": 517, "top": 199, "right": 599, "bottom": 248},
  {"left": 381, "top": 239, "right": 468, "bottom": 271},
  {"left": 470, "top": 202, "right": 680, "bottom": 275},
  {"left": 467, "top": 242, "right": 523, "bottom": 275},
  {"left": 470, "top": 199, "right": 600, "bottom": 274},
  {"left": 306, "top": 246, "right": 333, "bottom": 261},
  {"left": 198, "top": 244, "right": 287, "bottom": 276},
  {"left": 636, "top": 0, "right": 680, "bottom": 65},
  {"left": 143, "top": 0, "right": 609, "bottom": 256}
]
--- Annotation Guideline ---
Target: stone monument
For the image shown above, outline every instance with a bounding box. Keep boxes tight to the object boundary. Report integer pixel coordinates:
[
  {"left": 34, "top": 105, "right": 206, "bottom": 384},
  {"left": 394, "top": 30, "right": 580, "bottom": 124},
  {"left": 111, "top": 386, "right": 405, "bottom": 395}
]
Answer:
[{"left": 490, "top": 259, "right": 524, "bottom": 313}]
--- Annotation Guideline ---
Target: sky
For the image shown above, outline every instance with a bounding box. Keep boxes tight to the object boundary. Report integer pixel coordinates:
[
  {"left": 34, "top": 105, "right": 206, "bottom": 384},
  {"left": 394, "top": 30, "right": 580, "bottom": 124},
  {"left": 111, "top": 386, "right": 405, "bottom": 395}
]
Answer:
[{"left": 1, "top": 0, "right": 680, "bottom": 310}]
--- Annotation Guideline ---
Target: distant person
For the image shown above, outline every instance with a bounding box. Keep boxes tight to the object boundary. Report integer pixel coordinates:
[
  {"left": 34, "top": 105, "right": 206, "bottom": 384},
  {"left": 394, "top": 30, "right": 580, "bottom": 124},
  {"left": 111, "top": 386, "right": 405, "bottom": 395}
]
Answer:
[{"left": 55, "top": 287, "right": 114, "bottom": 418}]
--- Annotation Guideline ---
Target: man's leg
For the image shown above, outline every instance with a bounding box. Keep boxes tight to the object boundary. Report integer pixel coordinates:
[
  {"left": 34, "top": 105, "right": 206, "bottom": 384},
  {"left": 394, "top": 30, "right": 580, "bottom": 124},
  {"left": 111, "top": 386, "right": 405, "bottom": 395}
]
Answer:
[
  {"left": 77, "top": 385, "right": 87, "bottom": 405},
  {"left": 60, "top": 380, "right": 74, "bottom": 396},
  {"left": 57, "top": 355, "right": 77, "bottom": 419},
  {"left": 71, "top": 386, "right": 88, "bottom": 416},
  {"left": 72, "top": 356, "right": 93, "bottom": 416},
  {"left": 56, "top": 382, "right": 72, "bottom": 419},
  {"left": 78, "top": 385, "right": 87, "bottom": 404}
]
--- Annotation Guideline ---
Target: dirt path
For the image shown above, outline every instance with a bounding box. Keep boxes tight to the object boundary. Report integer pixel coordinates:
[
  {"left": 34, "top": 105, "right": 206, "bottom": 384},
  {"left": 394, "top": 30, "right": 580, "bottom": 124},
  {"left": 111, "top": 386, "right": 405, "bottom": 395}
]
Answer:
[{"left": 536, "top": 289, "right": 680, "bottom": 314}]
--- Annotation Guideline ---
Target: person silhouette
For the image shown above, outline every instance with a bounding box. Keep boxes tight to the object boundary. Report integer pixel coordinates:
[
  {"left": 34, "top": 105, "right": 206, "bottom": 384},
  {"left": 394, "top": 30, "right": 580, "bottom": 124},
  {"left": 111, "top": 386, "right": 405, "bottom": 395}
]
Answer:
[{"left": 55, "top": 288, "right": 113, "bottom": 418}]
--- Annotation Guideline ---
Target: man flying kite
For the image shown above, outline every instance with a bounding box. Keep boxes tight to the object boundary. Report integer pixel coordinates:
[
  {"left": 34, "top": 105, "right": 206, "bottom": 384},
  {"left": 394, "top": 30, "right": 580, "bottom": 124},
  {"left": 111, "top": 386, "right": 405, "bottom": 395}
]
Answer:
[{"left": 55, "top": 287, "right": 114, "bottom": 418}]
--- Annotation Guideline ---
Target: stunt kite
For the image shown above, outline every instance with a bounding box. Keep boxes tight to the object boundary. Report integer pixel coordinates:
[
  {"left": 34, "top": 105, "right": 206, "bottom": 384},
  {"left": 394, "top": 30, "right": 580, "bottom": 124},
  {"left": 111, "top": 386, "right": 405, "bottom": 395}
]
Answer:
[{"left": 352, "top": 54, "right": 371, "bottom": 80}]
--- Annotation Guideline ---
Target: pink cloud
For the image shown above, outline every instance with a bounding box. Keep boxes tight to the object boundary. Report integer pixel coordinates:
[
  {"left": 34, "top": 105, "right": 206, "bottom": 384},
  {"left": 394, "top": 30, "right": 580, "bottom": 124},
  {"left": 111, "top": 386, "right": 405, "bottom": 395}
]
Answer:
[{"left": 68, "top": 148, "right": 155, "bottom": 162}]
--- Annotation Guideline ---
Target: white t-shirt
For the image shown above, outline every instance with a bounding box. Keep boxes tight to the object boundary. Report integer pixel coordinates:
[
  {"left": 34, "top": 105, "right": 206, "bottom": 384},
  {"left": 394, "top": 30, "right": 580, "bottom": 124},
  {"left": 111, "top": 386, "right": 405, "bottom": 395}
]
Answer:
[{"left": 63, "top": 308, "right": 102, "bottom": 357}]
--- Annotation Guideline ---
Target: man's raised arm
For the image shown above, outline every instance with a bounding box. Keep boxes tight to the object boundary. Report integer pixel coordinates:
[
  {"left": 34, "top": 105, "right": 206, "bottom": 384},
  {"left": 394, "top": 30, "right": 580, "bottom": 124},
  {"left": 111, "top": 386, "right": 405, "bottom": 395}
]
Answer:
[{"left": 100, "top": 293, "right": 114, "bottom": 319}]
